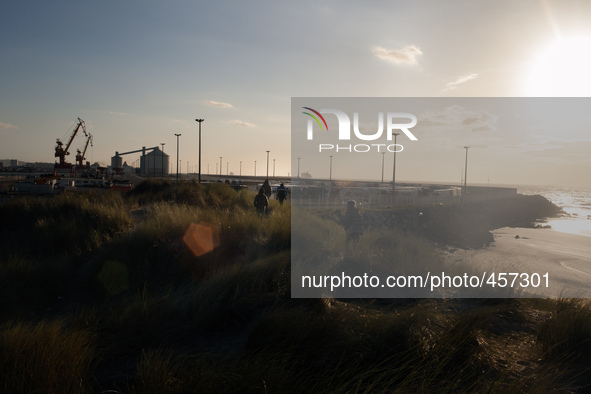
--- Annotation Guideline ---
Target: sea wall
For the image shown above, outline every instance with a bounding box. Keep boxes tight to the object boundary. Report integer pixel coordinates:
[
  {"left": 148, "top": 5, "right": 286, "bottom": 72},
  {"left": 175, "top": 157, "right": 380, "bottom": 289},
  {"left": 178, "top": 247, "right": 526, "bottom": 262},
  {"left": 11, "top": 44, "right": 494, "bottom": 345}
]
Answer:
[{"left": 362, "top": 194, "right": 561, "bottom": 248}]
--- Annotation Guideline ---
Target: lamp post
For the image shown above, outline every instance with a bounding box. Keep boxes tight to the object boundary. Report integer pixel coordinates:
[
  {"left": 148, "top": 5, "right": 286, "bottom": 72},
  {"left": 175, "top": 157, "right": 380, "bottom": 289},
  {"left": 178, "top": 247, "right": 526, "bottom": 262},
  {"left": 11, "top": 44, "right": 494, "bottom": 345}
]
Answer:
[
  {"left": 160, "top": 143, "right": 165, "bottom": 180},
  {"left": 266, "top": 150, "right": 270, "bottom": 179},
  {"left": 329, "top": 155, "right": 333, "bottom": 181},
  {"left": 392, "top": 132, "right": 400, "bottom": 192},
  {"left": 254, "top": 161, "right": 257, "bottom": 177},
  {"left": 174, "top": 134, "right": 181, "bottom": 181},
  {"left": 195, "top": 119, "right": 204, "bottom": 183},
  {"left": 297, "top": 157, "right": 300, "bottom": 179},
  {"left": 226, "top": 161, "right": 228, "bottom": 176},
  {"left": 464, "top": 146, "right": 470, "bottom": 188},
  {"left": 219, "top": 157, "right": 222, "bottom": 176},
  {"left": 381, "top": 152, "right": 385, "bottom": 183},
  {"left": 240, "top": 161, "right": 242, "bottom": 177},
  {"left": 273, "top": 158, "right": 276, "bottom": 178}
]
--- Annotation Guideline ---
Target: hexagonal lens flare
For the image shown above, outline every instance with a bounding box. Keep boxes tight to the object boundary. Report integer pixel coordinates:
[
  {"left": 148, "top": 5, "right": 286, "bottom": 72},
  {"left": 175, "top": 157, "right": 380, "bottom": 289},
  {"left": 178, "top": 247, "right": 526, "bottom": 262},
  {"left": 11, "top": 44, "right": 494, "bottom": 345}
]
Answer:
[{"left": 182, "top": 222, "right": 220, "bottom": 257}]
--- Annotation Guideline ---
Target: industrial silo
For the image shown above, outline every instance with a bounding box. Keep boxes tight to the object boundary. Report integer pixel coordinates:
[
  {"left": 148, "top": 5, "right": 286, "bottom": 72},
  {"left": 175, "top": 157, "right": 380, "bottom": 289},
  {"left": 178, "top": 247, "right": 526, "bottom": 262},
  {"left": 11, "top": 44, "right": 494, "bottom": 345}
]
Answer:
[{"left": 111, "top": 155, "right": 123, "bottom": 170}]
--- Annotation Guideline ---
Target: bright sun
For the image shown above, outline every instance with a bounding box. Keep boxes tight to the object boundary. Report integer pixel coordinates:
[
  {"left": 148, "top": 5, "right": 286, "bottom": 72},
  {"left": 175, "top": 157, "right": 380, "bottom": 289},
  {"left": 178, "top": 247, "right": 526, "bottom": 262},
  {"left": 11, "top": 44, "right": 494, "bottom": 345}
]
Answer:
[{"left": 527, "top": 36, "right": 591, "bottom": 96}]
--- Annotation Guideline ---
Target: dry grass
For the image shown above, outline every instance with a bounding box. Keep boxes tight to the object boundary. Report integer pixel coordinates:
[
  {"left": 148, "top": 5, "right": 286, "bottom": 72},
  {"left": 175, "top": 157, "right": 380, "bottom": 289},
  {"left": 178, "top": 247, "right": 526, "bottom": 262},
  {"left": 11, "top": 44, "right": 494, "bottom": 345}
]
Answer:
[
  {"left": 0, "top": 181, "right": 587, "bottom": 392},
  {"left": 0, "top": 319, "right": 96, "bottom": 393}
]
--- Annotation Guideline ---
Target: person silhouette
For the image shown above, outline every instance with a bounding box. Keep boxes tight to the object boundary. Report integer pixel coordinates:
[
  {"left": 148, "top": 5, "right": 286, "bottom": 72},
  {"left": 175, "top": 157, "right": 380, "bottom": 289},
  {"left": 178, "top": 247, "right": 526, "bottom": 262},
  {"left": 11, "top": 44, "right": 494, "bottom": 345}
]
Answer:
[
  {"left": 262, "top": 179, "right": 272, "bottom": 200},
  {"left": 342, "top": 200, "right": 363, "bottom": 244},
  {"left": 276, "top": 183, "right": 288, "bottom": 205},
  {"left": 254, "top": 187, "right": 269, "bottom": 216}
]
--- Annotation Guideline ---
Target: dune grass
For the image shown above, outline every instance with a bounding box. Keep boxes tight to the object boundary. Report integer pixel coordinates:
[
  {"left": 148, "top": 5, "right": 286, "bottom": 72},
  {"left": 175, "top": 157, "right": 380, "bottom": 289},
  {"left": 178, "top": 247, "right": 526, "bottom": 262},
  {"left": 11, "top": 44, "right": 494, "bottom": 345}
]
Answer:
[
  {"left": 538, "top": 298, "right": 591, "bottom": 385},
  {"left": 0, "top": 319, "right": 96, "bottom": 393},
  {"left": 0, "top": 181, "right": 587, "bottom": 392}
]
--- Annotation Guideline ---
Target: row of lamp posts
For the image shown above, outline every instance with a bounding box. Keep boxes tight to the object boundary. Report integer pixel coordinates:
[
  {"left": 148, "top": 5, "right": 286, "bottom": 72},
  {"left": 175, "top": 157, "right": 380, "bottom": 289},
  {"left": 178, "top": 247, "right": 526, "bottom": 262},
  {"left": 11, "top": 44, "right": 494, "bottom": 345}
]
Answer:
[
  {"left": 154, "top": 122, "right": 469, "bottom": 191},
  {"left": 157, "top": 119, "right": 276, "bottom": 182}
]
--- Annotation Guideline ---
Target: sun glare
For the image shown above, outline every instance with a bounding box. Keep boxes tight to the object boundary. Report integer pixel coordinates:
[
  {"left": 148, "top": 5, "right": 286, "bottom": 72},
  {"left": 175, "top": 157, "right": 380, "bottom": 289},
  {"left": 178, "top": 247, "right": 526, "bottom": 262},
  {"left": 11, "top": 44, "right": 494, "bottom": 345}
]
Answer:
[{"left": 527, "top": 36, "right": 591, "bottom": 96}]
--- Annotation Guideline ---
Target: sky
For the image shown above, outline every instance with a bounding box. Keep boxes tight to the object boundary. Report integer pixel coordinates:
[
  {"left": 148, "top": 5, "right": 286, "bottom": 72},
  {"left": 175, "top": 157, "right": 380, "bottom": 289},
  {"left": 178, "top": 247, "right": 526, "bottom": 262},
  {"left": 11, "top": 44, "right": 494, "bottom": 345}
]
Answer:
[
  {"left": 292, "top": 98, "right": 591, "bottom": 187},
  {"left": 1, "top": 0, "right": 590, "bottom": 187}
]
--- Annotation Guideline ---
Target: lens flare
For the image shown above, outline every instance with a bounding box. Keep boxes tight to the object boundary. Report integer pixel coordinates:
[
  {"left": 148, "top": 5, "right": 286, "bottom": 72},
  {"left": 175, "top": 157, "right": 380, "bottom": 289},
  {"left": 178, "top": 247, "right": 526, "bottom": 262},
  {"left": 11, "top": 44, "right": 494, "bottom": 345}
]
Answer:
[{"left": 182, "top": 222, "right": 221, "bottom": 257}]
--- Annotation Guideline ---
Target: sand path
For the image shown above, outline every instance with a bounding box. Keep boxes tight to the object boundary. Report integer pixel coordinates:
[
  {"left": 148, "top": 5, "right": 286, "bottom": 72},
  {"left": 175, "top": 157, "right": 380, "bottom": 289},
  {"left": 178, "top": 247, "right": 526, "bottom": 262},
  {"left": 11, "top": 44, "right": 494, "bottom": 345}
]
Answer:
[{"left": 444, "top": 227, "right": 591, "bottom": 298}]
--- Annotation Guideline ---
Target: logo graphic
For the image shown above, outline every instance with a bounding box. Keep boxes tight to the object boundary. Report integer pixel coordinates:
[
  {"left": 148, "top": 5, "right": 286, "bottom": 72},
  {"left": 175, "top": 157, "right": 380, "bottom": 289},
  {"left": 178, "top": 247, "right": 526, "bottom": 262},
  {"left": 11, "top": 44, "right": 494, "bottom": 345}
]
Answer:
[
  {"left": 302, "top": 107, "right": 418, "bottom": 153},
  {"left": 303, "top": 108, "right": 418, "bottom": 141},
  {"left": 302, "top": 107, "right": 329, "bottom": 136}
]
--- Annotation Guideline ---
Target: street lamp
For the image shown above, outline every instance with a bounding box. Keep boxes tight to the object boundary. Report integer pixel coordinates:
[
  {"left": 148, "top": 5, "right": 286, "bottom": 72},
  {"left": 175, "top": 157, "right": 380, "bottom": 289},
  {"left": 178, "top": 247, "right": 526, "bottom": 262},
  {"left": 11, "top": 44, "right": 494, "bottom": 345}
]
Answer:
[
  {"left": 254, "top": 160, "right": 257, "bottom": 177},
  {"left": 297, "top": 157, "right": 300, "bottom": 179},
  {"left": 195, "top": 119, "right": 204, "bottom": 183},
  {"left": 381, "top": 152, "right": 385, "bottom": 183},
  {"left": 266, "top": 150, "right": 270, "bottom": 179},
  {"left": 392, "top": 132, "right": 400, "bottom": 191},
  {"left": 273, "top": 158, "right": 276, "bottom": 178},
  {"left": 160, "top": 143, "right": 165, "bottom": 180},
  {"left": 240, "top": 161, "right": 242, "bottom": 177},
  {"left": 219, "top": 157, "right": 222, "bottom": 176},
  {"left": 174, "top": 134, "right": 181, "bottom": 181},
  {"left": 329, "top": 155, "right": 333, "bottom": 181},
  {"left": 464, "top": 146, "right": 470, "bottom": 188}
]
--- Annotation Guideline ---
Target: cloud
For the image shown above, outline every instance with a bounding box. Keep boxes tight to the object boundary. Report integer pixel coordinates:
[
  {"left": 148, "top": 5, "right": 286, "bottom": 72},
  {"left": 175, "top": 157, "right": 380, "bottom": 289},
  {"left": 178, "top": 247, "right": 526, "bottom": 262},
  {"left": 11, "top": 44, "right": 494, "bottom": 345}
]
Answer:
[
  {"left": 0, "top": 122, "right": 17, "bottom": 130},
  {"left": 443, "top": 73, "right": 479, "bottom": 91},
  {"left": 227, "top": 119, "right": 255, "bottom": 127},
  {"left": 471, "top": 125, "right": 495, "bottom": 133},
  {"left": 373, "top": 45, "right": 422, "bottom": 66},
  {"left": 418, "top": 105, "right": 499, "bottom": 140},
  {"left": 206, "top": 101, "right": 234, "bottom": 108}
]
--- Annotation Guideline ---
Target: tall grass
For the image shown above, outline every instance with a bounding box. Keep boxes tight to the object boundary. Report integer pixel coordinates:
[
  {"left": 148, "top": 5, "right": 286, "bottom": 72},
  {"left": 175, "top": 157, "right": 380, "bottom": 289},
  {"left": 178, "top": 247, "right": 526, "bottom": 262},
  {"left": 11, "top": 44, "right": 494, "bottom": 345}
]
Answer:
[
  {"left": 0, "top": 319, "right": 96, "bottom": 393},
  {"left": 0, "top": 254, "right": 70, "bottom": 320},
  {"left": 0, "top": 191, "right": 133, "bottom": 257},
  {"left": 538, "top": 299, "right": 591, "bottom": 368},
  {"left": 0, "top": 181, "right": 587, "bottom": 392},
  {"left": 127, "top": 179, "right": 252, "bottom": 210},
  {"left": 124, "top": 298, "right": 565, "bottom": 392}
]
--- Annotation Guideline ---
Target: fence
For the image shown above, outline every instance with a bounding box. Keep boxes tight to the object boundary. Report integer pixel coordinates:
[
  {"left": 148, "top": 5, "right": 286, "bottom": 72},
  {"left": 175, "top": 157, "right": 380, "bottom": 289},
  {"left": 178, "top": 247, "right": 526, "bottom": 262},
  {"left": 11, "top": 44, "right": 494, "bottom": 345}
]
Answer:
[{"left": 290, "top": 185, "right": 517, "bottom": 210}]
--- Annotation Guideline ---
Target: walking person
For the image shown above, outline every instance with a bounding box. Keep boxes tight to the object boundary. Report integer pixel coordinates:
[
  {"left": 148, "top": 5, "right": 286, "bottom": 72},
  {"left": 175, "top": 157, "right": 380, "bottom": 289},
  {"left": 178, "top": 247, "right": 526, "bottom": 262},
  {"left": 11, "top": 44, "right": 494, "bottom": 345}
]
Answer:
[
  {"left": 342, "top": 200, "right": 363, "bottom": 244},
  {"left": 254, "top": 187, "right": 269, "bottom": 216},
  {"left": 262, "top": 179, "right": 272, "bottom": 200},
  {"left": 276, "top": 183, "right": 288, "bottom": 205}
]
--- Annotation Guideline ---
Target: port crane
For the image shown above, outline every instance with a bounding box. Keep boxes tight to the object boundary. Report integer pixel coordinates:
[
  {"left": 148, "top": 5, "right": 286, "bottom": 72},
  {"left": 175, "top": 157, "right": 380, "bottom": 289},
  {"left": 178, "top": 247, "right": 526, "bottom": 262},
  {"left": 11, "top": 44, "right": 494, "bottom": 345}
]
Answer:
[
  {"left": 75, "top": 132, "right": 93, "bottom": 168},
  {"left": 54, "top": 117, "right": 87, "bottom": 175}
]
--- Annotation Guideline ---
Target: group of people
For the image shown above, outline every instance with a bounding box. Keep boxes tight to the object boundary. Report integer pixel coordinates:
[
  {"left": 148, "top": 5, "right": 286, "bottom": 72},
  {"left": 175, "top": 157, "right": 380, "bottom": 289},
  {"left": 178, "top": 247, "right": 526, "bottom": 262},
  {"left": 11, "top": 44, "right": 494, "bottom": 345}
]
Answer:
[
  {"left": 253, "top": 179, "right": 289, "bottom": 215},
  {"left": 253, "top": 181, "right": 364, "bottom": 245}
]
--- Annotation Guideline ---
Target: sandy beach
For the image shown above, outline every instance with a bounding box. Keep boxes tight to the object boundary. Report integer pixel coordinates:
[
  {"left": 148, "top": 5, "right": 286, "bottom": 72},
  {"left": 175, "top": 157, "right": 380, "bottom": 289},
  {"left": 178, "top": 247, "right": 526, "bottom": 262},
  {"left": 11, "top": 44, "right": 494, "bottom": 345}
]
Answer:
[{"left": 444, "top": 227, "right": 591, "bottom": 298}]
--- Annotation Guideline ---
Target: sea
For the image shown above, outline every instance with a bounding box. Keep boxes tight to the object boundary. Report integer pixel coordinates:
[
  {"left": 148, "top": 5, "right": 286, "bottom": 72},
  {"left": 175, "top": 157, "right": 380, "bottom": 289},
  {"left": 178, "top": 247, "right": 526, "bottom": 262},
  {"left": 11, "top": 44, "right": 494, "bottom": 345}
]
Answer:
[{"left": 517, "top": 185, "right": 591, "bottom": 238}]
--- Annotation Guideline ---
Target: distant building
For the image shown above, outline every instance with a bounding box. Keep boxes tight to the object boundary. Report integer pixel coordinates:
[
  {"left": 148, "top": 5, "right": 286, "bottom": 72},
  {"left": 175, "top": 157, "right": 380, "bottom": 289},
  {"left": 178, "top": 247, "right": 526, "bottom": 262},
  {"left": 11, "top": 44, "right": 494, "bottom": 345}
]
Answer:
[
  {"left": 140, "top": 148, "right": 169, "bottom": 176},
  {"left": 122, "top": 161, "right": 135, "bottom": 174},
  {"left": 0, "top": 159, "right": 18, "bottom": 167},
  {"left": 29, "top": 162, "right": 55, "bottom": 171}
]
